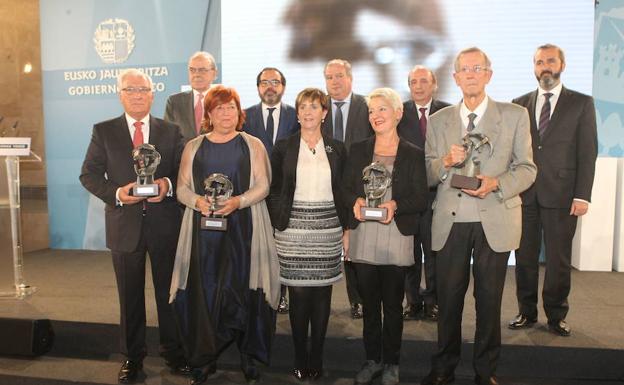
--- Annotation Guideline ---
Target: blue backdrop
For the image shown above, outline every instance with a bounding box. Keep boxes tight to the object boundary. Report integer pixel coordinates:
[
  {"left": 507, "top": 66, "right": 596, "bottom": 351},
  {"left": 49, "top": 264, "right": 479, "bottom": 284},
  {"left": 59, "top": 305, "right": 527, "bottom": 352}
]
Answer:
[{"left": 41, "top": 0, "right": 221, "bottom": 249}]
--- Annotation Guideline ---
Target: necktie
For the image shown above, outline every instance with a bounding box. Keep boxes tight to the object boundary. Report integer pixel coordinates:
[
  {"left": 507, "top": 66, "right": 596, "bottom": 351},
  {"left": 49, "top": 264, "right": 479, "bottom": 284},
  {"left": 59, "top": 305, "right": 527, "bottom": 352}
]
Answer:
[
  {"left": 467, "top": 113, "right": 477, "bottom": 132},
  {"left": 132, "top": 121, "right": 144, "bottom": 147},
  {"left": 538, "top": 92, "right": 553, "bottom": 137},
  {"left": 334, "top": 101, "right": 345, "bottom": 141},
  {"left": 194, "top": 93, "right": 204, "bottom": 134},
  {"left": 419, "top": 107, "right": 428, "bottom": 140},
  {"left": 266, "top": 107, "right": 276, "bottom": 147}
]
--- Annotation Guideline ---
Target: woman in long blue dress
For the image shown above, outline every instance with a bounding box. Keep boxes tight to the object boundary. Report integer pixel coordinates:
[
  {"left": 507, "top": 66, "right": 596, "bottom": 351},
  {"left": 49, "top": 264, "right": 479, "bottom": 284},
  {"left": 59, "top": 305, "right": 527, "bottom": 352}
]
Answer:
[{"left": 169, "top": 85, "right": 280, "bottom": 385}]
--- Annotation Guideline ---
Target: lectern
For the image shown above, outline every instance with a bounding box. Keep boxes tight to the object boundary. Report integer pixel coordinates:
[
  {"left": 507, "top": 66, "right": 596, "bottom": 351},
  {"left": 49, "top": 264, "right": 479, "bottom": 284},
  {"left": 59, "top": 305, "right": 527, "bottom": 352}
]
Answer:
[{"left": 0, "top": 137, "right": 40, "bottom": 298}]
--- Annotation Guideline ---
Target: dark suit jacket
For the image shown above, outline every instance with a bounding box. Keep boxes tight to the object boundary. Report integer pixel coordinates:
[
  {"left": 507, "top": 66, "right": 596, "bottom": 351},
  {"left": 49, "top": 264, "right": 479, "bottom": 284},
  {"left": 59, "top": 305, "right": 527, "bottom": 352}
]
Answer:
[
  {"left": 267, "top": 132, "right": 348, "bottom": 231},
  {"left": 342, "top": 136, "right": 428, "bottom": 235},
  {"left": 512, "top": 87, "right": 597, "bottom": 208},
  {"left": 397, "top": 99, "right": 451, "bottom": 150},
  {"left": 79, "top": 114, "right": 184, "bottom": 253},
  {"left": 164, "top": 91, "right": 196, "bottom": 142},
  {"left": 242, "top": 102, "right": 300, "bottom": 155},
  {"left": 321, "top": 93, "right": 373, "bottom": 153}
]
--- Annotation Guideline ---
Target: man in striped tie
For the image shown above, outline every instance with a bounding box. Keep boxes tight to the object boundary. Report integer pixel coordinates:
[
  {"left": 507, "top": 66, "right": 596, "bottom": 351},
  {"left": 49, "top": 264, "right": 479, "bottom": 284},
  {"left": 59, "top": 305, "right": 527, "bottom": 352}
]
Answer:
[{"left": 509, "top": 44, "right": 598, "bottom": 337}]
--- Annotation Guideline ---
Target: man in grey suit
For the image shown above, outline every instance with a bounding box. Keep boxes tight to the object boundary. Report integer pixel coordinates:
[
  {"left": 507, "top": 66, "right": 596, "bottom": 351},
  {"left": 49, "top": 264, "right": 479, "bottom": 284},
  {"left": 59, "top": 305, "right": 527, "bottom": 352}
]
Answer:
[
  {"left": 421, "top": 47, "right": 536, "bottom": 385},
  {"left": 508, "top": 44, "right": 597, "bottom": 337},
  {"left": 242, "top": 67, "right": 299, "bottom": 155},
  {"left": 164, "top": 51, "right": 217, "bottom": 142},
  {"left": 321, "top": 58, "right": 374, "bottom": 319}
]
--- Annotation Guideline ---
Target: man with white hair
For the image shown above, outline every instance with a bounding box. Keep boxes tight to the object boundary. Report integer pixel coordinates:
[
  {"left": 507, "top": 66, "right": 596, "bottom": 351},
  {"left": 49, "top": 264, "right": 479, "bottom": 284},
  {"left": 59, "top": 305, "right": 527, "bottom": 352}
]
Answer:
[
  {"left": 164, "top": 51, "right": 218, "bottom": 142},
  {"left": 80, "top": 69, "right": 188, "bottom": 383}
]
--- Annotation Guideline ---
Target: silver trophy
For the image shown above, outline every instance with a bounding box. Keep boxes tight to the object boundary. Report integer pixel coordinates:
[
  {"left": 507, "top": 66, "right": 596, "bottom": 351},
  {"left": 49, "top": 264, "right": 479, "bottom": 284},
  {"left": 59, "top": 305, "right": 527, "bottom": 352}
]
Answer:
[
  {"left": 450, "top": 133, "right": 493, "bottom": 190},
  {"left": 131, "top": 143, "right": 161, "bottom": 197},
  {"left": 360, "top": 161, "right": 393, "bottom": 221},
  {"left": 201, "top": 173, "right": 234, "bottom": 231}
]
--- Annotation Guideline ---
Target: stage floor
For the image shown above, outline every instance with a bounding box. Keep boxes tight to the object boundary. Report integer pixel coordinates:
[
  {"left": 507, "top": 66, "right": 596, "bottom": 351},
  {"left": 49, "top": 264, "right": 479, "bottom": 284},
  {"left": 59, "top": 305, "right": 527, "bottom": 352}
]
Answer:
[{"left": 0, "top": 249, "right": 622, "bottom": 385}]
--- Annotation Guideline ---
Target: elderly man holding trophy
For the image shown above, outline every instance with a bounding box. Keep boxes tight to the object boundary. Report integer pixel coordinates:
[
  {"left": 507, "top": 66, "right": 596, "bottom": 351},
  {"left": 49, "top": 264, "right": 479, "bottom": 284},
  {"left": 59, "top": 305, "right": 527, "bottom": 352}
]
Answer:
[
  {"left": 342, "top": 88, "right": 428, "bottom": 385},
  {"left": 421, "top": 47, "right": 536, "bottom": 385},
  {"left": 80, "top": 69, "right": 187, "bottom": 383}
]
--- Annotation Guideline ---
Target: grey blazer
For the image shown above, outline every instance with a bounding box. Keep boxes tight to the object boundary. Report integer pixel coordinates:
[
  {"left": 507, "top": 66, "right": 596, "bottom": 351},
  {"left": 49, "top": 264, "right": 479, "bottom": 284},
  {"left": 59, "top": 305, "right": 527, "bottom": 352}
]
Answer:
[
  {"left": 321, "top": 93, "right": 373, "bottom": 153},
  {"left": 425, "top": 99, "right": 537, "bottom": 252},
  {"left": 164, "top": 91, "right": 196, "bottom": 143}
]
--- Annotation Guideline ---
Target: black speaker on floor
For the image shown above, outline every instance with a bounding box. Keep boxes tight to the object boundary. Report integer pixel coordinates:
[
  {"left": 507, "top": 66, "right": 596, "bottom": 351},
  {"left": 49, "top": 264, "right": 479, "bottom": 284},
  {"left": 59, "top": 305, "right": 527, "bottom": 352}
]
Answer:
[{"left": 0, "top": 318, "right": 54, "bottom": 356}]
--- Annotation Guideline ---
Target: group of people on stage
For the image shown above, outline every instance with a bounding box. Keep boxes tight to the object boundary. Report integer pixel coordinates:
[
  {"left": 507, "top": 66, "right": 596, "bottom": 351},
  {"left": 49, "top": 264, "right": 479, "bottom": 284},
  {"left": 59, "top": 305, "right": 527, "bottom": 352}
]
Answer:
[{"left": 79, "top": 43, "right": 597, "bottom": 385}]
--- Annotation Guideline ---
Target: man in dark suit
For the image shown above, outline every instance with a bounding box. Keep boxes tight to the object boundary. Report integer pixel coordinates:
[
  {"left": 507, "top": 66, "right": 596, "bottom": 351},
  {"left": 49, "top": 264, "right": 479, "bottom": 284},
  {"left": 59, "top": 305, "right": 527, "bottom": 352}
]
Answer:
[
  {"left": 242, "top": 67, "right": 299, "bottom": 314},
  {"left": 80, "top": 69, "right": 187, "bottom": 383},
  {"left": 398, "top": 65, "right": 450, "bottom": 322},
  {"left": 508, "top": 44, "right": 598, "bottom": 337},
  {"left": 321, "top": 59, "right": 374, "bottom": 319},
  {"left": 164, "top": 51, "right": 217, "bottom": 142},
  {"left": 242, "top": 67, "right": 299, "bottom": 155},
  {"left": 422, "top": 47, "right": 536, "bottom": 385}
]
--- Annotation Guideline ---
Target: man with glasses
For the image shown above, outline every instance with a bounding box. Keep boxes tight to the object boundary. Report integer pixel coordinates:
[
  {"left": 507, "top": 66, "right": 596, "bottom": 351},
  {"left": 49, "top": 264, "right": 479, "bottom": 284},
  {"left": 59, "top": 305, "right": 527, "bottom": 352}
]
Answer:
[
  {"left": 164, "top": 51, "right": 217, "bottom": 142},
  {"left": 242, "top": 67, "right": 299, "bottom": 314},
  {"left": 242, "top": 67, "right": 299, "bottom": 155},
  {"left": 508, "top": 44, "right": 597, "bottom": 337},
  {"left": 80, "top": 69, "right": 188, "bottom": 383},
  {"left": 421, "top": 47, "right": 536, "bottom": 385}
]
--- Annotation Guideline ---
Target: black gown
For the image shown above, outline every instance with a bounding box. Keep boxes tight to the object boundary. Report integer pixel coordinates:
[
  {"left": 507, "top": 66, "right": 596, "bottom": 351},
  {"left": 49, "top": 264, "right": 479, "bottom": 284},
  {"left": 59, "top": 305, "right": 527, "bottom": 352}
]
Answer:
[{"left": 172, "top": 135, "right": 276, "bottom": 368}]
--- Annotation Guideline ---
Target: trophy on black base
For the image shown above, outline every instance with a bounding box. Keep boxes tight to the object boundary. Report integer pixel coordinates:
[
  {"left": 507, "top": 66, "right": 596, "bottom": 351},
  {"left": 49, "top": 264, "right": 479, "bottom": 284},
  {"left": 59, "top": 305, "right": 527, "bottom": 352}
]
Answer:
[
  {"left": 131, "top": 143, "right": 161, "bottom": 197},
  {"left": 201, "top": 173, "right": 234, "bottom": 231},
  {"left": 450, "top": 133, "right": 493, "bottom": 190},
  {"left": 360, "top": 161, "right": 392, "bottom": 221}
]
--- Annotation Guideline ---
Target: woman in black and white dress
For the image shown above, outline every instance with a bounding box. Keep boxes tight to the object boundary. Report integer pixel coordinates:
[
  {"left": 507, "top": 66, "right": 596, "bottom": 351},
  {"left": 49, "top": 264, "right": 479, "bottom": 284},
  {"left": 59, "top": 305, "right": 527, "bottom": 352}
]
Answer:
[{"left": 267, "top": 87, "right": 347, "bottom": 381}]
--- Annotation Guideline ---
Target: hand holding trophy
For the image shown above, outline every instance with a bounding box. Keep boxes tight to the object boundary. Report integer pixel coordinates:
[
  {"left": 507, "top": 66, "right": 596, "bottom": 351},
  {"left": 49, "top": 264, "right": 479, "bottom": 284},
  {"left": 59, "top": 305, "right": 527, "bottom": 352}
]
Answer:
[
  {"left": 360, "top": 161, "right": 392, "bottom": 221},
  {"left": 201, "top": 173, "right": 234, "bottom": 231},
  {"left": 131, "top": 143, "right": 161, "bottom": 196},
  {"left": 450, "top": 133, "right": 493, "bottom": 190}
]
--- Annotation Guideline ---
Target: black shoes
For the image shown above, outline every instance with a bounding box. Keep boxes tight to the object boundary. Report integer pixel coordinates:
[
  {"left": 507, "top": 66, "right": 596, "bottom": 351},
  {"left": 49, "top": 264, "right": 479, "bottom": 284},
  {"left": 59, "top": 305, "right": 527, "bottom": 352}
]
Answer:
[
  {"left": 165, "top": 359, "right": 192, "bottom": 376},
  {"left": 548, "top": 319, "right": 571, "bottom": 336},
  {"left": 424, "top": 304, "right": 439, "bottom": 321},
  {"left": 118, "top": 360, "right": 142, "bottom": 384},
  {"left": 421, "top": 371, "right": 455, "bottom": 385},
  {"left": 350, "top": 303, "right": 364, "bottom": 319},
  {"left": 278, "top": 295, "right": 289, "bottom": 314},
  {"left": 475, "top": 375, "right": 499, "bottom": 385},
  {"left": 190, "top": 362, "right": 217, "bottom": 385},
  {"left": 403, "top": 302, "right": 424, "bottom": 320},
  {"left": 240, "top": 354, "right": 260, "bottom": 383},
  {"left": 292, "top": 368, "right": 307, "bottom": 381},
  {"left": 508, "top": 313, "right": 537, "bottom": 330}
]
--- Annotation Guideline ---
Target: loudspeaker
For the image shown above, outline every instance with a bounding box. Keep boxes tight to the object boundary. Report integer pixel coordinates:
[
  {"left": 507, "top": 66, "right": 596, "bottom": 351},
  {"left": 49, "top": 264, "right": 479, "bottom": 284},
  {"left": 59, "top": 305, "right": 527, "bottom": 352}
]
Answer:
[{"left": 0, "top": 318, "right": 54, "bottom": 356}]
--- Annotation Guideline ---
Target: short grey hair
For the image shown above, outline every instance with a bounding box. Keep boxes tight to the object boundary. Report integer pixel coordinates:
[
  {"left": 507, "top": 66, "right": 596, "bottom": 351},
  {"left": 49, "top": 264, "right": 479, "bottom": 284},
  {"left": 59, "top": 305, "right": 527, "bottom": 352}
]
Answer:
[
  {"left": 534, "top": 43, "right": 566, "bottom": 64},
  {"left": 407, "top": 65, "right": 437, "bottom": 85},
  {"left": 324, "top": 58, "right": 352, "bottom": 78},
  {"left": 453, "top": 47, "right": 492, "bottom": 72},
  {"left": 366, "top": 87, "right": 403, "bottom": 111},
  {"left": 189, "top": 51, "right": 216, "bottom": 69},
  {"left": 117, "top": 68, "right": 153, "bottom": 91}
]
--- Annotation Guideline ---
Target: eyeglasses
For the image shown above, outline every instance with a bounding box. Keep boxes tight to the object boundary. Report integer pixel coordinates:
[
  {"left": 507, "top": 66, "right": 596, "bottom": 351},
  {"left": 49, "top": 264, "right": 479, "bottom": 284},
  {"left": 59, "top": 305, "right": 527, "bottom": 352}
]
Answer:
[
  {"left": 121, "top": 87, "right": 152, "bottom": 94},
  {"left": 259, "top": 79, "right": 282, "bottom": 87},
  {"left": 458, "top": 65, "right": 489, "bottom": 74},
  {"left": 189, "top": 67, "right": 214, "bottom": 74}
]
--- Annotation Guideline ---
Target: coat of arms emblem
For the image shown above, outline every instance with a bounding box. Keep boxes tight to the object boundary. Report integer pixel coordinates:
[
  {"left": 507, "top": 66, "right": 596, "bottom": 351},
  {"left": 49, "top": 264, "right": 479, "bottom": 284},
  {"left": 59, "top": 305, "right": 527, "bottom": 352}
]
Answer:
[{"left": 93, "top": 18, "right": 135, "bottom": 64}]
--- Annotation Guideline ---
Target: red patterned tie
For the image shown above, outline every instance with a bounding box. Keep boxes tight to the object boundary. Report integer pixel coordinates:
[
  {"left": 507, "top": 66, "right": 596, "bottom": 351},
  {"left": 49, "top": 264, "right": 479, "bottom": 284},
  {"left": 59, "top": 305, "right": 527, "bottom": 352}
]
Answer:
[
  {"left": 195, "top": 93, "right": 204, "bottom": 134},
  {"left": 419, "top": 107, "right": 427, "bottom": 140},
  {"left": 132, "top": 121, "right": 144, "bottom": 147}
]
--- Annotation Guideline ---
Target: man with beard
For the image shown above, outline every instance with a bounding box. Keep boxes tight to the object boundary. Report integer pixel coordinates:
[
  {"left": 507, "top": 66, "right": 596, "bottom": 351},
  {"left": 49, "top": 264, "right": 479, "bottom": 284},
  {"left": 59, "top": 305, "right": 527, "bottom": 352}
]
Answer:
[
  {"left": 243, "top": 67, "right": 299, "bottom": 314},
  {"left": 243, "top": 67, "right": 299, "bottom": 155},
  {"left": 508, "top": 44, "right": 597, "bottom": 337},
  {"left": 164, "top": 51, "right": 217, "bottom": 142}
]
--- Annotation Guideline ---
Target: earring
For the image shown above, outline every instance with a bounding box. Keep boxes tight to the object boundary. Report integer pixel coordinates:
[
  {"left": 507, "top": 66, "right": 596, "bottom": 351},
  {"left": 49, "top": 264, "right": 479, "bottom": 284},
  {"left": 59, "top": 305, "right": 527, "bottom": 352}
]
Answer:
[{"left": 321, "top": 119, "right": 325, "bottom": 123}]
